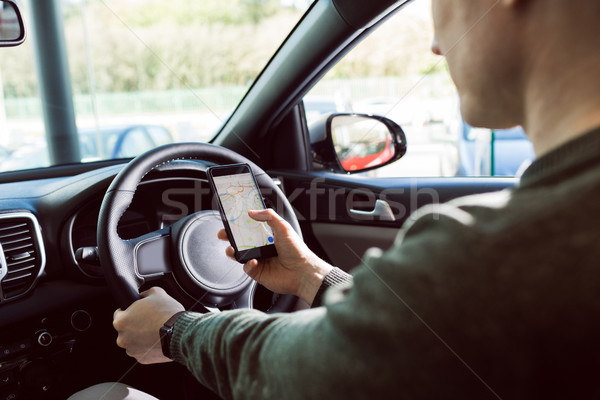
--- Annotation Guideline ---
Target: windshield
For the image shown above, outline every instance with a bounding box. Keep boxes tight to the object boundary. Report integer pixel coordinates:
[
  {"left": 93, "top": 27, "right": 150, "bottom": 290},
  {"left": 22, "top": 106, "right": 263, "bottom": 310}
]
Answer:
[{"left": 0, "top": 0, "right": 312, "bottom": 172}]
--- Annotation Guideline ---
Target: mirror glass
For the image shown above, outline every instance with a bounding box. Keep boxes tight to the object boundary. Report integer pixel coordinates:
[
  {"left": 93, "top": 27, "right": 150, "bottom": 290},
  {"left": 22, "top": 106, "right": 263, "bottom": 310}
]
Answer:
[
  {"left": 0, "top": 1, "right": 23, "bottom": 42},
  {"left": 331, "top": 115, "right": 395, "bottom": 172}
]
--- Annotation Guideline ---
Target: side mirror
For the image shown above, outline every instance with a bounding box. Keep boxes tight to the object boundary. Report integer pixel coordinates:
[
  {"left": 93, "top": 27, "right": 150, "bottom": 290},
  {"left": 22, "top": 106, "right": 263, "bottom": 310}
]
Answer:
[
  {"left": 310, "top": 113, "right": 407, "bottom": 174},
  {"left": 0, "top": 0, "right": 25, "bottom": 47}
]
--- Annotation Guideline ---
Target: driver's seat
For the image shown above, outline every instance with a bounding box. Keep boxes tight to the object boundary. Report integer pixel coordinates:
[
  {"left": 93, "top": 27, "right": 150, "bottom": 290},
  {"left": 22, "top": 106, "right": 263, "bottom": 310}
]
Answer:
[{"left": 68, "top": 382, "right": 158, "bottom": 400}]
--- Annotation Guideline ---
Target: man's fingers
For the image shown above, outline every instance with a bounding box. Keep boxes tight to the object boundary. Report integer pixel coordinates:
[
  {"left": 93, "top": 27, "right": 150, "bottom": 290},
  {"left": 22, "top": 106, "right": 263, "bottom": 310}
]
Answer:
[
  {"left": 217, "top": 228, "right": 228, "bottom": 241},
  {"left": 113, "top": 308, "right": 125, "bottom": 332},
  {"left": 242, "top": 259, "right": 260, "bottom": 280},
  {"left": 220, "top": 231, "right": 235, "bottom": 260},
  {"left": 225, "top": 246, "right": 236, "bottom": 260},
  {"left": 140, "top": 286, "right": 164, "bottom": 298}
]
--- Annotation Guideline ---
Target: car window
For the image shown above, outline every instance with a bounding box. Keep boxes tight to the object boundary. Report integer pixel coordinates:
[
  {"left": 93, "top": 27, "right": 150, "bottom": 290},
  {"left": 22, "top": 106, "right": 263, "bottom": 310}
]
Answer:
[
  {"left": 304, "top": 0, "right": 535, "bottom": 178},
  {"left": 0, "top": 0, "right": 313, "bottom": 173}
]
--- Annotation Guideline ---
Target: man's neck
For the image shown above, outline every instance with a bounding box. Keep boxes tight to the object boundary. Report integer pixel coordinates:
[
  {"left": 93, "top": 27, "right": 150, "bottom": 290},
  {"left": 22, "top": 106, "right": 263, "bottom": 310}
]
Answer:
[
  {"left": 522, "top": 32, "right": 600, "bottom": 157},
  {"left": 526, "top": 98, "right": 600, "bottom": 158}
]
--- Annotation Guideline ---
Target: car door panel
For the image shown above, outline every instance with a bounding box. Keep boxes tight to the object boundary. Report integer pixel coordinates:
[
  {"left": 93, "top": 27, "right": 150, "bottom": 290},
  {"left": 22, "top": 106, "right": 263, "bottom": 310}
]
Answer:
[
  {"left": 311, "top": 222, "right": 399, "bottom": 271},
  {"left": 270, "top": 170, "right": 517, "bottom": 271}
]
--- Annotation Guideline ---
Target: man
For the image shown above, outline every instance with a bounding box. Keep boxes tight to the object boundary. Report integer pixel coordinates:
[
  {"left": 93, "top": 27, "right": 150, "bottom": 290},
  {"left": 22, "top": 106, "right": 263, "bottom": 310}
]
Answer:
[{"left": 73, "top": 0, "right": 600, "bottom": 398}]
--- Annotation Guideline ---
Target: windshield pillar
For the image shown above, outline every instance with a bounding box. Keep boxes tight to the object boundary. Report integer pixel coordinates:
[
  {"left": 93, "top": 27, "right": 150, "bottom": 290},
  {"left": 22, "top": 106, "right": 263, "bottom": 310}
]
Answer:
[{"left": 29, "top": 0, "right": 80, "bottom": 165}]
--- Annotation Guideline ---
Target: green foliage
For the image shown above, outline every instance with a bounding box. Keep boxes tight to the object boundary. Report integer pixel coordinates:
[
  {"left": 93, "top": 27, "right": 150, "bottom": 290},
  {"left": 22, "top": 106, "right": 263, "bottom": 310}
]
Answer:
[
  {"left": 0, "top": 44, "right": 36, "bottom": 98},
  {"left": 59, "top": 0, "right": 300, "bottom": 96},
  {"left": 0, "top": 0, "right": 441, "bottom": 102},
  {"left": 72, "top": 0, "right": 281, "bottom": 27},
  {"left": 324, "top": 7, "right": 440, "bottom": 80}
]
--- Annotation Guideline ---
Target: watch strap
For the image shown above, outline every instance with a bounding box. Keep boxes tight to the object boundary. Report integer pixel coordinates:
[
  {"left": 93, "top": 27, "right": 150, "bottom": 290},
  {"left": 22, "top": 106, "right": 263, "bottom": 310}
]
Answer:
[
  {"left": 312, "top": 267, "right": 353, "bottom": 307},
  {"left": 160, "top": 311, "right": 186, "bottom": 359}
]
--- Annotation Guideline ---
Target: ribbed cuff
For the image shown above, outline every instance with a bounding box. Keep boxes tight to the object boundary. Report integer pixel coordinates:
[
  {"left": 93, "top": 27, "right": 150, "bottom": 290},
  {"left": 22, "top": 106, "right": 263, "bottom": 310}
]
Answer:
[
  {"left": 311, "top": 267, "right": 353, "bottom": 308},
  {"left": 170, "top": 311, "right": 204, "bottom": 365}
]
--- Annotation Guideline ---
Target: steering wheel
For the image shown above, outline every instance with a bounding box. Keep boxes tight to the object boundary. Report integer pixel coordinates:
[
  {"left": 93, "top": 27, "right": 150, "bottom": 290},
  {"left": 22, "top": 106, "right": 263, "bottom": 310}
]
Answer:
[{"left": 97, "top": 142, "right": 300, "bottom": 312}]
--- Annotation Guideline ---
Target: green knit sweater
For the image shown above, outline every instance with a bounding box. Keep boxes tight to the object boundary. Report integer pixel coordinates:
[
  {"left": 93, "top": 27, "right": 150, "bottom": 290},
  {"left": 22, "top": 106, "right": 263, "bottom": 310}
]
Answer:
[{"left": 171, "top": 127, "right": 600, "bottom": 399}]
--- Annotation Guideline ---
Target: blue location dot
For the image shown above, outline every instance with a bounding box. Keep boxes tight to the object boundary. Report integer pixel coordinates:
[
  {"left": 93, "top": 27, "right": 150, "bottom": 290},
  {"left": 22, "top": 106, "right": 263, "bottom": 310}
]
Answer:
[{"left": 268, "top": 236, "right": 274, "bottom": 243}]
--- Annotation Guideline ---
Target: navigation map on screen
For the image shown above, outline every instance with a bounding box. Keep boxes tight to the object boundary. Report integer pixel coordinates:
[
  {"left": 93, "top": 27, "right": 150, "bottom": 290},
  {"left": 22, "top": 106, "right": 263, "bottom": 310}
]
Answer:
[{"left": 212, "top": 172, "right": 274, "bottom": 250}]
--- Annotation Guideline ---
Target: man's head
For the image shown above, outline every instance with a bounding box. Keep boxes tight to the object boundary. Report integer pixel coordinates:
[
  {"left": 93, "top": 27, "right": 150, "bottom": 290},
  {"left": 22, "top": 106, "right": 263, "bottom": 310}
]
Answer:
[{"left": 431, "top": 0, "right": 600, "bottom": 147}]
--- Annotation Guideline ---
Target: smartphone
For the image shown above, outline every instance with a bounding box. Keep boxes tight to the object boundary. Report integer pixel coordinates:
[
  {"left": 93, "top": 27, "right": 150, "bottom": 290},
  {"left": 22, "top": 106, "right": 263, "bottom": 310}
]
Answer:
[{"left": 207, "top": 163, "right": 278, "bottom": 263}]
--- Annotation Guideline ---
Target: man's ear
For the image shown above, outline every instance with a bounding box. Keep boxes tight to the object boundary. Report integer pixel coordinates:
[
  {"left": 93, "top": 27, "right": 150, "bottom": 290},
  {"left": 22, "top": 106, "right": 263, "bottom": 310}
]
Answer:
[
  {"left": 501, "top": 0, "right": 535, "bottom": 13},
  {"left": 502, "top": 0, "right": 530, "bottom": 7}
]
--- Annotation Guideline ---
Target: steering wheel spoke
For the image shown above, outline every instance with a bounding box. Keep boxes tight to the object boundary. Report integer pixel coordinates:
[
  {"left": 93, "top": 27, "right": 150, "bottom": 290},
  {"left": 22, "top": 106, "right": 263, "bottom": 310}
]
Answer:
[{"left": 129, "top": 228, "right": 173, "bottom": 279}]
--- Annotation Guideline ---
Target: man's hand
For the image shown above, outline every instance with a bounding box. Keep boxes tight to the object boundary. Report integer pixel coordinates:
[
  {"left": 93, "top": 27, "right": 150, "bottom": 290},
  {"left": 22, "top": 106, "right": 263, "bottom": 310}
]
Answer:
[
  {"left": 113, "top": 287, "right": 185, "bottom": 364},
  {"left": 217, "top": 209, "right": 333, "bottom": 305}
]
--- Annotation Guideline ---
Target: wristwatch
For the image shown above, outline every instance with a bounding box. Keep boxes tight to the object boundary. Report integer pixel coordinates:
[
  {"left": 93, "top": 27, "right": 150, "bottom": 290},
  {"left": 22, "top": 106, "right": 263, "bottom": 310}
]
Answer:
[{"left": 159, "top": 311, "right": 186, "bottom": 359}]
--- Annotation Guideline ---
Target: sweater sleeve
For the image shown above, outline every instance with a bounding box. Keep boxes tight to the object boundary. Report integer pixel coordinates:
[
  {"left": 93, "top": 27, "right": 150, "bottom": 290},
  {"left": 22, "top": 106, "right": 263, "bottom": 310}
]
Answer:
[{"left": 168, "top": 202, "right": 515, "bottom": 400}]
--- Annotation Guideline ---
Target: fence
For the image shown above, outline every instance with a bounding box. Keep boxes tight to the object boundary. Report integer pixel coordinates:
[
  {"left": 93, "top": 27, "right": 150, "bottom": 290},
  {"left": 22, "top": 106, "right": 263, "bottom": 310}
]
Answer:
[{"left": 4, "top": 75, "right": 454, "bottom": 120}]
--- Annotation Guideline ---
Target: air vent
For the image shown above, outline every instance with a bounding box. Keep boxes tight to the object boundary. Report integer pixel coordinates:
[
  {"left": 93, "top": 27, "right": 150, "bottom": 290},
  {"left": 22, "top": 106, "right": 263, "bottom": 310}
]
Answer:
[{"left": 0, "top": 212, "right": 46, "bottom": 302}]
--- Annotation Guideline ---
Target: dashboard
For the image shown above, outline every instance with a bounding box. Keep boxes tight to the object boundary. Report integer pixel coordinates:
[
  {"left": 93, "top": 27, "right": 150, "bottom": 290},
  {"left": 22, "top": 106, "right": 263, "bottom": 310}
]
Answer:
[{"left": 0, "top": 160, "right": 220, "bottom": 399}]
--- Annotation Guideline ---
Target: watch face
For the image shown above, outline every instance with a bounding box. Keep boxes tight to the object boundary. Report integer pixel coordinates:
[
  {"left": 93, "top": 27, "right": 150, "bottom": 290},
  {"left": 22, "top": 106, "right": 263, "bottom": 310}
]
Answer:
[{"left": 160, "top": 325, "right": 172, "bottom": 358}]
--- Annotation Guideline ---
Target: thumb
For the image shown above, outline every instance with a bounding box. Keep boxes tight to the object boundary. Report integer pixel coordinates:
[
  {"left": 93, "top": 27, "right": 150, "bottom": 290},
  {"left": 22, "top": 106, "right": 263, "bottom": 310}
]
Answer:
[{"left": 248, "top": 209, "right": 289, "bottom": 236}]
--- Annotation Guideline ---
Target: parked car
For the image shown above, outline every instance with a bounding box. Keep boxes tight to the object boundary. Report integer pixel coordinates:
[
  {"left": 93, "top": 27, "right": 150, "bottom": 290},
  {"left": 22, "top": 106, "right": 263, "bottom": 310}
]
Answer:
[
  {"left": 0, "top": 124, "right": 173, "bottom": 171},
  {"left": 456, "top": 121, "right": 535, "bottom": 177},
  {"left": 78, "top": 125, "right": 173, "bottom": 161},
  {"left": 303, "top": 96, "right": 352, "bottom": 125},
  {"left": 0, "top": 144, "right": 11, "bottom": 160}
]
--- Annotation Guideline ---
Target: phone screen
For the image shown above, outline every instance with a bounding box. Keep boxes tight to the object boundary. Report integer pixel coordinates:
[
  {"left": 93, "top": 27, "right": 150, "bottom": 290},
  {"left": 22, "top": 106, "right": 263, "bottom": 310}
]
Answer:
[{"left": 208, "top": 164, "right": 277, "bottom": 262}]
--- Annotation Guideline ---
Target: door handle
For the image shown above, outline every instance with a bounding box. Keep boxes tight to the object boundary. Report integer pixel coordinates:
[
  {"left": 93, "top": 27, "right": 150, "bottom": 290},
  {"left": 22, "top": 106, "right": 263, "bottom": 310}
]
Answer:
[{"left": 349, "top": 199, "right": 396, "bottom": 222}]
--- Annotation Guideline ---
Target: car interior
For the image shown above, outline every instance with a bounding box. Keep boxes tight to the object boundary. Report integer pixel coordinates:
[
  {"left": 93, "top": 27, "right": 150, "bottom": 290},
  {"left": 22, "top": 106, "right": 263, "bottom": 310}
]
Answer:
[{"left": 0, "top": 0, "right": 522, "bottom": 399}]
